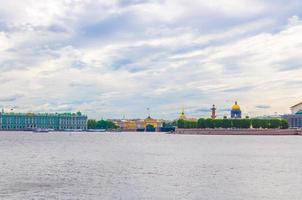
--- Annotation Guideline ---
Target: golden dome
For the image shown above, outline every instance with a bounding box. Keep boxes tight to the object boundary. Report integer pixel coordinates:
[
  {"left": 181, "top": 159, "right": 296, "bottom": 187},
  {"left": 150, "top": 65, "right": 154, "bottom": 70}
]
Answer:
[{"left": 232, "top": 102, "right": 241, "bottom": 110}]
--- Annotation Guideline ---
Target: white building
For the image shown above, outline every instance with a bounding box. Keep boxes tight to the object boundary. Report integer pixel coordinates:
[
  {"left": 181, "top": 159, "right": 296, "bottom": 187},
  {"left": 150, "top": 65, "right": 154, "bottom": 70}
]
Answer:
[{"left": 290, "top": 102, "right": 302, "bottom": 114}]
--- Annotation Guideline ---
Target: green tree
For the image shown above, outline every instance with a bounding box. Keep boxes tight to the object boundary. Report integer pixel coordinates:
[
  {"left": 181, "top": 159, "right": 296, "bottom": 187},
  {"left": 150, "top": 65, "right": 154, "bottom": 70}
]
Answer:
[
  {"left": 214, "top": 119, "right": 224, "bottom": 128},
  {"left": 88, "top": 119, "right": 118, "bottom": 129},
  {"left": 184, "top": 120, "right": 190, "bottom": 128},
  {"left": 241, "top": 119, "right": 251, "bottom": 129},
  {"left": 260, "top": 119, "right": 270, "bottom": 129},
  {"left": 281, "top": 119, "right": 289, "bottom": 129},
  {"left": 232, "top": 119, "right": 241, "bottom": 128},
  {"left": 222, "top": 119, "right": 232, "bottom": 128},
  {"left": 87, "top": 119, "right": 97, "bottom": 129},
  {"left": 191, "top": 121, "right": 197, "bottom": 128},
  {"left": 177, "top": 119, "right": 185, "bottom": 128},
  {"left": 205, "top": 118, "right": 214, "bottom": 128},
  {"left": 197, "top": 118, "right": 206, "bottom": 128},
  {"left": 251, "top": 119, "right": 261, "bottom": 128},
  {"left": 184, "top": 120, "right": 197, "bottom": 128},
  {"left": 269, "top": 119, "right": 281, "bottom": 129},
  {"left": 95, "top": 120, "right": 117, "bottom": 129}
]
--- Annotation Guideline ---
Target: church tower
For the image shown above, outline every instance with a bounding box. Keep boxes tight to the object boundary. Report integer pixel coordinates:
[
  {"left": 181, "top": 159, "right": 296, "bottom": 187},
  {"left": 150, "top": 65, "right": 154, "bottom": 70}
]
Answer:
[
  {"left": 231, "top": 101, "right": 242, "bottom": 118},
  {"left": 179, "top": 106, "right": 186, "bottom": 120}
]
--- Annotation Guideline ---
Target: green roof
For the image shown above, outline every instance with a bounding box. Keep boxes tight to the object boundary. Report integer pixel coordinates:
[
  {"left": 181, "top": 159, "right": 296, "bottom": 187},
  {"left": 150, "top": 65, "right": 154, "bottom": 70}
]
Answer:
[{"left": 1, "top": 112, "right": 86, "bottom": 117}]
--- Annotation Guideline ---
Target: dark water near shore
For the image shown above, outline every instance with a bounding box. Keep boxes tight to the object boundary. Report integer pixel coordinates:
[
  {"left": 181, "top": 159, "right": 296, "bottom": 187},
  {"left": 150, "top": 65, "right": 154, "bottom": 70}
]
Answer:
[{"left": 0, "top": 132, "right": 302, "bottom": 200}]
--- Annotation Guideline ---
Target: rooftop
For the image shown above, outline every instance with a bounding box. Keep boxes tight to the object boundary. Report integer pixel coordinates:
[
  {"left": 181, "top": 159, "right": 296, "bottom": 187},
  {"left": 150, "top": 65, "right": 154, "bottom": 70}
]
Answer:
[
  {"left": 0, "top": 112, "right": 86, "bottom": 117},
  {"left": 291, "top": 102, "right": 302, "bottom": 108}
]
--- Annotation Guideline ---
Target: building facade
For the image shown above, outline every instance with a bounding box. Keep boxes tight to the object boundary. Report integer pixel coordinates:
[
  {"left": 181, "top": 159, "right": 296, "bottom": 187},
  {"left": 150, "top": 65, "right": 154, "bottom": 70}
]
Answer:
[
  {"left": 282, "top": 101, "right": 302, "bottom": 128},
  {"left": 282, "top": 114, "right": 302, "bottom": 128},
  {"left": 231, "top": 101, "right": 242, "bottom": 118},
  {"left": 111, "top": 117, "right": 163, "bottom": 131},
  {"left": 0, "top": 112, "right": 87, "bottom": 130}
]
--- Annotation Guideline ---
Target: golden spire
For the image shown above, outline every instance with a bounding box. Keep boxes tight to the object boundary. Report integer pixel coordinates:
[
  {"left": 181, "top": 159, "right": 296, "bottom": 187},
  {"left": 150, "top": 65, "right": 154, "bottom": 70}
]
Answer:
[{"left": 179, "top": 106, "right": 186, "bottom": 120}]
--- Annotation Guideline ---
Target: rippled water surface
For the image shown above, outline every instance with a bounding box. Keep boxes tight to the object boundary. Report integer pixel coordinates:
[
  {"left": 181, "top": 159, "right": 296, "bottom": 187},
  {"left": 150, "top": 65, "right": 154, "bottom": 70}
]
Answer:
[{"left": 1, "top": 132, "right": 302, "bottom": 200}]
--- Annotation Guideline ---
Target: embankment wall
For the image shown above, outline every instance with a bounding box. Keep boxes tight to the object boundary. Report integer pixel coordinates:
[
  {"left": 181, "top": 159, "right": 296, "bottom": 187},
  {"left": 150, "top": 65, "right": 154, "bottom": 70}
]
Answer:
[{"left": 174, "top": 128, "right": 302, "bottom": 135}]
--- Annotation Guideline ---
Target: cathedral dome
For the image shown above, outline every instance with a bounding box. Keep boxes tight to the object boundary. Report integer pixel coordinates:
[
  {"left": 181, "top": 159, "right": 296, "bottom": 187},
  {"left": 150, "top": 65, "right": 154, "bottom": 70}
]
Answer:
[{"left": 232, "top": 102, "right": 241, "bottom": 110}]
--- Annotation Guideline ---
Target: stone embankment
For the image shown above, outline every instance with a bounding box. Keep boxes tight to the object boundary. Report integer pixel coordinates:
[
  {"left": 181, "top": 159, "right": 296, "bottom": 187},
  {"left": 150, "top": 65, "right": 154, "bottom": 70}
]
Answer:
[{"left": 174, "top": 128, "right": 302, "bottom": 135}]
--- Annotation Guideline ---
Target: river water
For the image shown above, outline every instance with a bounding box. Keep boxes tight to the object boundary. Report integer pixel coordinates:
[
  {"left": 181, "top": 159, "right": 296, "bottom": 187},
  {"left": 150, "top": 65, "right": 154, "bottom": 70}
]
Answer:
[{"left": 0, "top": 132, "right": 302, "bottom": 200}]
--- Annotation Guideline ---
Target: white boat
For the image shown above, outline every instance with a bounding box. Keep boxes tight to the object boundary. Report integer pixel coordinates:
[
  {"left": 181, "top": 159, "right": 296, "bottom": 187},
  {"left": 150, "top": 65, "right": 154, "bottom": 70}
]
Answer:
[{"left": 32, "top": 128, "right": 49, "bottom": 133}]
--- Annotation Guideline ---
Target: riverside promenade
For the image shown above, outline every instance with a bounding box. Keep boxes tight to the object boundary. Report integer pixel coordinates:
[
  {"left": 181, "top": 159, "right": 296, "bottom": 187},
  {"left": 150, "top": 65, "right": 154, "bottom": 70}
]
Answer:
[{"left": 174, "top": 128, "right": 302, "bottom": 135}]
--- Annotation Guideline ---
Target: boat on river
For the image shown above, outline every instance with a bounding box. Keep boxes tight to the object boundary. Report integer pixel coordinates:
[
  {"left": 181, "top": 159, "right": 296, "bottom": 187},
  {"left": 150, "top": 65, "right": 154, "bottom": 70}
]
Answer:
[{"left": 32, "top": 128, "right": 50, "bottom": 133}]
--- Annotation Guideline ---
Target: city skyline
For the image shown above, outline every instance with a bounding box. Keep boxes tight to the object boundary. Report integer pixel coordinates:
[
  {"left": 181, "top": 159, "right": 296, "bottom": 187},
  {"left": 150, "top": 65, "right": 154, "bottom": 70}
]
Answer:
[{"left": 0, "top": 0, "right": 302, "bottom": 119}]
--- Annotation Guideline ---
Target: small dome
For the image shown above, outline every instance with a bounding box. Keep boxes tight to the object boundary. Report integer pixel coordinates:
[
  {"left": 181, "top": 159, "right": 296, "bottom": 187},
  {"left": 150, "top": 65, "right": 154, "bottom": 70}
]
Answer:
[{"left": 232, "top": 102, "right": 241, "bottom": 110}]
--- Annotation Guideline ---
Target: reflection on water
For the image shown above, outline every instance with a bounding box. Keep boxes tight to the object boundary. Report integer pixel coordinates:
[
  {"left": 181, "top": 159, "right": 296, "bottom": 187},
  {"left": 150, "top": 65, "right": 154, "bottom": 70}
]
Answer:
[{"left": 0, "top": 132, "right": 302, "bottom": 200}]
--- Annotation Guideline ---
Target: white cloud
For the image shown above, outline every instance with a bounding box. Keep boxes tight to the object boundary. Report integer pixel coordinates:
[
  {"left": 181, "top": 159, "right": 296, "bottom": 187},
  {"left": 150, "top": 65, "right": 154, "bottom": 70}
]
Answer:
[
  {"left": 0, "top": 0, "right": 302, "bottom": 119},
  {"left": 0, "top": 32, "right": 12, "bottom": 51}
]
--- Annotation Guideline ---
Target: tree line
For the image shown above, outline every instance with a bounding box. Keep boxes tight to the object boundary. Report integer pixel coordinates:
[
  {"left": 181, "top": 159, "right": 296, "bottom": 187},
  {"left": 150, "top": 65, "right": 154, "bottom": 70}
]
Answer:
[
  {"left": 87, "top": 119, "right": 118, "bottom": 129},
  {"left": 177, "top": 118, "right": 289, "bottom": 129}
]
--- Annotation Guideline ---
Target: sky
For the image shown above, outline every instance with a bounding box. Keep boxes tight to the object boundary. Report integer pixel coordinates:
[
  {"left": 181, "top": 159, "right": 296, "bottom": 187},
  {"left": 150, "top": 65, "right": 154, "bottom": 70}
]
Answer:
[{"left": 0, "top": 0, "right": 302, "bottom": 120}]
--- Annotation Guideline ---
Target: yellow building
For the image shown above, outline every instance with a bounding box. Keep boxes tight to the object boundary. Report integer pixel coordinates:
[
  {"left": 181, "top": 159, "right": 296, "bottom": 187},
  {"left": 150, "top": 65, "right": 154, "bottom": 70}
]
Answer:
[
  {"left": 111, "top": 116, "right": 163, "bottom": 131},
  {"left": 124, "top": 120, "right": 137, "bottom": 130},
  {"left": 144, "top": 116, "right": 161, "bottom": 128},
  {"left": 135, "top": 120, "right": 146, "bottom": 129},
  {"left": 112, "top": 117, "right": 162, "bottom": 131}
]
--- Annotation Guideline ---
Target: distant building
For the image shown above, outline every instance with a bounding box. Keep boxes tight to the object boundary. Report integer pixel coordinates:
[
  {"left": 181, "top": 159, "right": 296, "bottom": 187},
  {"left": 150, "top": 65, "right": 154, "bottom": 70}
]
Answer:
[
  {"left": 231, "top": 101, "right": 242, "bottom": 118},
  {"left": 283, "top": 102, "right": 302, "bottom": 128},
  {"left": 178, "top": 107, "right": 197, "bottom": 121},
  {"left": 111, "top": 116, "right": 163, "bottom": 131},
  {"left": 0, "top": 112, "right": 87, "bottom": 130},
  {"left": 144, "top": 116, "right": 162, "bottom": 130},
  {"left": 124, "top": 120, "right": 137, "bottom": 130}
]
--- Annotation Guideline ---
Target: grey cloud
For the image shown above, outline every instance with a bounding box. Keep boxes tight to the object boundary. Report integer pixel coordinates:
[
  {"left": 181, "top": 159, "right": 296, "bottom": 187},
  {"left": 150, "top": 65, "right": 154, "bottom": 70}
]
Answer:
[
  {"left": 275, "top": 58, "right": 302, "bottom": 71},
  {"left": 119, "top": 0, "right": 154, "bottom": 7},
  {"left": 71, "top": 60, "right": 87, "bottom": 69},
  {"left": 48, "top": 24, "right": 68, "bottom": 33},
  {"left": 69, "top": 82, "right": 94, "bottom": 88},
  {"left": 197, "top": 108, "right": 230, "bottom": 113},
  {"left": 218, "top": 108, "right": 232, "bottom": 112},
  {"left": 196, "top": 108, "right": 209, "bottom": 113},
  {"left": 0, "top": 94, "right": 24, "bottom": 102},
  {"left": 255, "top": 105, "right": 271, "bottom": 109},
  {"left": 222, "top": 86, "right": 255, "bottom": 93}
]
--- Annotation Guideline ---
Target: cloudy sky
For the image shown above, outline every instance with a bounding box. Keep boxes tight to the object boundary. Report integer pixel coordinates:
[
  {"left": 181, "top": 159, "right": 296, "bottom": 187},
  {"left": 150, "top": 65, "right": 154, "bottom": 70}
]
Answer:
[{"left": 0, "top": 0, "right": 302, "bottom": 119}]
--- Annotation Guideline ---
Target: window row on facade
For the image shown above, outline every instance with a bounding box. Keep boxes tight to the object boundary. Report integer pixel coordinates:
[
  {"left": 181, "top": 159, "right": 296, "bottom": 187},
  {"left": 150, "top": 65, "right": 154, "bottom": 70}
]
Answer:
[{"left": 0, "top": 113, "right": 88, "bottom": 130}]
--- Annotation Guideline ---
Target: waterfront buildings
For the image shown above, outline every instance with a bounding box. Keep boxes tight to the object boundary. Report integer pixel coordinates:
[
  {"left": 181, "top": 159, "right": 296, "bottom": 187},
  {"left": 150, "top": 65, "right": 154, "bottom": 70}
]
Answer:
[
  {"left": 111, "top": 116, "right": 163, "bottom": 131},
  {"left": 0, "top": 112, "right": 87, "bottom": 131},
  {"left": 282, "top": 101, "right": 302, "bottom": 128}
]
